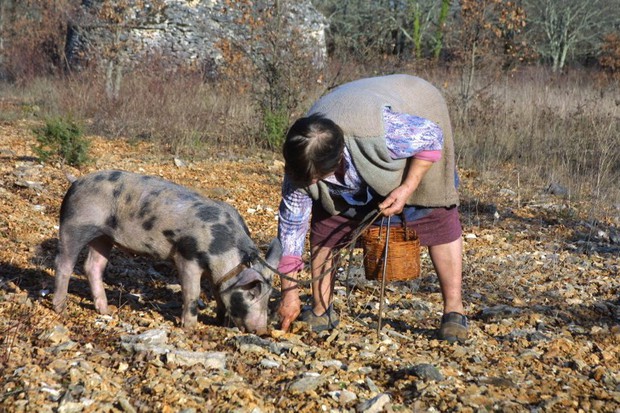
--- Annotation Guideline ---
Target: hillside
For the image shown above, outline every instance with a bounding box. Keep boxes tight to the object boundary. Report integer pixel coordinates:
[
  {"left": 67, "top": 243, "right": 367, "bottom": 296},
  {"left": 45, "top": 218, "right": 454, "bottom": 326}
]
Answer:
[{"left": 1, "top": 120, "right": 618, "bottom": 412}]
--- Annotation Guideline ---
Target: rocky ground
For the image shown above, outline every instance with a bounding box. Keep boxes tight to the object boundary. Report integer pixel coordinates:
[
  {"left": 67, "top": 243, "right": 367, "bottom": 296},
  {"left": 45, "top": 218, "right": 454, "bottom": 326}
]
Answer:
[{"left": 0, "top": 119, "right": 619, "bottom": 412}]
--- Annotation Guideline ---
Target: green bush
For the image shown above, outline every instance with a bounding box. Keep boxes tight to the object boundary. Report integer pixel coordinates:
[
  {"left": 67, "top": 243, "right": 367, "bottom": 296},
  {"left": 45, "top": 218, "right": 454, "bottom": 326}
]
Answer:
[
  {"left": 32, "top": 117, "right": 90, "bottom": 166},
  {"left": 262, "top": 108, "right": 289, "bottom": 150}
]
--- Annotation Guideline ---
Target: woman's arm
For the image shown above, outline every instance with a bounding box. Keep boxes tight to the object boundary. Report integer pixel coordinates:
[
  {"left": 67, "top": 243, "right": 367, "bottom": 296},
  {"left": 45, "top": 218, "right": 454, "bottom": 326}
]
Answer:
[
  {"left": 379, "top": 107, "right": 442, "bottom": 215},
  {"left": 378, "top": 158, "right": 433, "bottom": 216},
  {"left": 276, "top": 175, "right": 312, "bottom": 331}
]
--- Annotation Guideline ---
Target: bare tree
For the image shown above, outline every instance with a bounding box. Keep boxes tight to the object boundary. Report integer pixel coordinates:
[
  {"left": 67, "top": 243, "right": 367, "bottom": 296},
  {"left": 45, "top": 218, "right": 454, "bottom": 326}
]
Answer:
[
  {"left": 0, "top": 0, "right": 76, "bottom": 81},
  {"left": 69, "top": 0, "right": 165, "bottom": 100},
  {"left": 525, "top": 0, "right": 620, "bottom": 71},
  {"left": 313, "top": 0, "right": 452, "bottom": 60}
]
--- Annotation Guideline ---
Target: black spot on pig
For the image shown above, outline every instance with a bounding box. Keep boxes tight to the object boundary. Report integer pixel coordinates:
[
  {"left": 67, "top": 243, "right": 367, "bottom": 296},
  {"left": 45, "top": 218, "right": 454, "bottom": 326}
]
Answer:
[
  {"left": 138, "top": 201, "right": 152, "bottom": 218},
  {"left": 108, "top": 171, "right": 122, "bottom": 182},
  {"left": 208, "top": 224, "right": 235, "bottom": 255},
  {"left": 162, "top": 229, "right": 176, "bottom": 240},
  {"left": 113, "top": 184, "right": 125, "bottom": 199},
  {"left": 106, "top": 215, "right": 118, "bottom": 229},
  {"left": 175, "top": 236, "right": 210, "bottom": 270},
  {"left": 94, "top": 174, "right": 107, "bottom": 182},
  {"left": 142, "top": 216, "right": 156, "bottom": 231},
  {"left": 195, "top": 205, "right": 221, "bottom": 223},
  {"left": 178, "top": 192, "right": 198, "bottom": 202},
  {"left": 176, "top": 236, "right": 199, "bottom": 260},
  {"left": 125, "top": 194, "right": 133, "bottom": 203},
  {"left": 228, "top": 291, "right": 249, "bottom": 321},
  {"left": 149, "top": 189, "right": 163, "bottom": 198}
]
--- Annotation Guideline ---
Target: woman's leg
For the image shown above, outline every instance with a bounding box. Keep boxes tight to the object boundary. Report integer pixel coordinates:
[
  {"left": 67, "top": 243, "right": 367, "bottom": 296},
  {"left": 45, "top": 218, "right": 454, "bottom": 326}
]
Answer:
[
  {"left": 309, "top": 204, "right": 358, "bottom": 316},
  {"left": 428, "top": 237, "right": 464, "bottom": 315},
  {"left": 310, "top": 244, "right": 336, "bottom": 315}
]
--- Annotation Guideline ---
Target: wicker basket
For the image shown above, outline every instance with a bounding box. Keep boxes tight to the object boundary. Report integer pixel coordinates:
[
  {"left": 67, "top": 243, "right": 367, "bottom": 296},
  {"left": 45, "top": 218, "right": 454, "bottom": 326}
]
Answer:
[{"left": 362, "top": 220, "right": 421, "bottom": 282}]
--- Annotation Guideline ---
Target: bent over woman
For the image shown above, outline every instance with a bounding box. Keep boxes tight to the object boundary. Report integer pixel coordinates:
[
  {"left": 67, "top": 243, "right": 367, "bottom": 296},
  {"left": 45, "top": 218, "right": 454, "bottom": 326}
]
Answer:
[{"left": 276, "top": 74, "right": 468, "bottom": 343}]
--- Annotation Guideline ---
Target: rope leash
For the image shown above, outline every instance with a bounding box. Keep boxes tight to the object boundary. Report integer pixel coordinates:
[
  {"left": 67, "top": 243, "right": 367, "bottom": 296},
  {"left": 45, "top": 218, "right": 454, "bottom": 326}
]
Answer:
[{"left": 256, "top": 208, "right": 384, "bottom": 287}]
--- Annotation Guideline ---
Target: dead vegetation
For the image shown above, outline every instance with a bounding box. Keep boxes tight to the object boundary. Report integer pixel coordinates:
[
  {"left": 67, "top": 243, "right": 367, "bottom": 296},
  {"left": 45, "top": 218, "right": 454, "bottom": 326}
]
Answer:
[{"left": 0, "top": 120, "right": 618, "bottom": 412}]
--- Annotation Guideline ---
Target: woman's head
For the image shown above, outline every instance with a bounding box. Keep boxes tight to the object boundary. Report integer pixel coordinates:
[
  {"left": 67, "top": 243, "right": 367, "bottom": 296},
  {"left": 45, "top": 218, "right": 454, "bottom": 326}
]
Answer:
[{"left": 282, "top": 113, "right": 344, "bottom": 187}]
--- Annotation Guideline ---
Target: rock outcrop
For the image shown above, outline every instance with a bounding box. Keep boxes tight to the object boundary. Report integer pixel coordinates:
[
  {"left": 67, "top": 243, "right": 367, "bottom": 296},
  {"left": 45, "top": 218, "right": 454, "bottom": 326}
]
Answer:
[{"left": 65, "top": 0, "right": 327, "bottom": 75}]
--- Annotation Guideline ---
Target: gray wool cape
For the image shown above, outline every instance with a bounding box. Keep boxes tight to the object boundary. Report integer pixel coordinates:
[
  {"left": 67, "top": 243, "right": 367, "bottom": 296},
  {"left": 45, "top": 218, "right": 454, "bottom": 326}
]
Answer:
[{"left": 304, "top": 74, "right": 460, "bottom": 215}]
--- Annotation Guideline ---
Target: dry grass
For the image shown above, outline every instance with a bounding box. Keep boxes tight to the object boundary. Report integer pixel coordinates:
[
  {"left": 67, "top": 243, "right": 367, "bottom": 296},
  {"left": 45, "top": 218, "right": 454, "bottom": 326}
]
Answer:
[
  {"left": 438, "top": 67, "right": 620, "bottom": 209},
  {"left": 1, "top": 64, "right": 618, "bottom": 212}
]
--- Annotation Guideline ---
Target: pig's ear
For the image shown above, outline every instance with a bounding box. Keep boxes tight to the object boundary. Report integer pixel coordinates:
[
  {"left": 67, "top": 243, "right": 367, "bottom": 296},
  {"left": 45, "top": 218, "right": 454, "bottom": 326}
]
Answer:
[
  {"left": 264, "top": 238, "right": 283, "bottom": 269},
  {"left": 234, "top": 268, "right": 264, "bottom": 288}
]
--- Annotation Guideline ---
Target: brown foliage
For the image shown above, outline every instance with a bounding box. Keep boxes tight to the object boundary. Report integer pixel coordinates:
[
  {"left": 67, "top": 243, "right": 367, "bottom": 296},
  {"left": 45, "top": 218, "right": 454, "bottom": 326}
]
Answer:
[
  {"left": 0, "top": 0, "right": 78, "bottom": 82},
  {"left": 599, "top": 33, "right": 620, "bottom": 74}
]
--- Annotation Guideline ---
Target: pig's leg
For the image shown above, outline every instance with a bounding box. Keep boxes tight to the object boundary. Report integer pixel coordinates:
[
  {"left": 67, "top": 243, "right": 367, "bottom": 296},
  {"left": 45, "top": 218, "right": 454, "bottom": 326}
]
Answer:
[
  {"left": 53, "top": 226, "right": 100, "bottom": 313},
  {"left": 175, "top": 258, "right": 202, "bottom": 328},
  {"left": 84, "top": 236, "right": 113, "bottom": 314},
  {"left": 53, "top": 245, "right": 81, "bottom": 313},
  {"left": 214, "top": 293, "right": 228, "bottom": 326}
]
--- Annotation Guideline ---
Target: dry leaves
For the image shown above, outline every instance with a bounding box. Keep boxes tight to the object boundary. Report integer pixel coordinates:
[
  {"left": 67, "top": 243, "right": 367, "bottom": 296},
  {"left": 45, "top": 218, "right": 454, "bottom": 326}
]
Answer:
[{"left": 1, "top": 122, "right": 618, "bottom": 412}]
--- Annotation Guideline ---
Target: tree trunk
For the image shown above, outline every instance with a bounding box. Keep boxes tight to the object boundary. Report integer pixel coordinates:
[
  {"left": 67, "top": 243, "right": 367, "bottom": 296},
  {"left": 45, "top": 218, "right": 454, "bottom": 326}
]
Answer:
[
  {"left": 411, "top": 1, "right": 422, "bottom": 58},
  {"left": 433, "top": 0, "right": 450, "bottom": 60}
]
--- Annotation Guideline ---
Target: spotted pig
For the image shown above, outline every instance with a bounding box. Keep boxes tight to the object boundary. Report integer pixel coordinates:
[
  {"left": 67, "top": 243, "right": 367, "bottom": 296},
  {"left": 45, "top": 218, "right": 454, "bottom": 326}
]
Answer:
[{"left": 52, "top": 170, "right": 282, "bottom": 334}]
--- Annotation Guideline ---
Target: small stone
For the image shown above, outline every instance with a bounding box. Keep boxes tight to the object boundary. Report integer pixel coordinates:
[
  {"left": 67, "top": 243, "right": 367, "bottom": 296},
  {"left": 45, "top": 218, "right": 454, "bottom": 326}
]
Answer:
[
  {"left": 166, "top": 350, "right": 226, "bottom": 369},
  {"left": 121, "top": 329, "right": 168, "bottom": 352},
  {"left": 411, "top": 363, "right": 443, "bottom": 381},
  {"left": 480, "top": 304, "right": 522, "bottom": 320},
  {"left": 288, "top": 373, "right": 326, "bottom": 394},
  {"left": 50, "top": 340, "right": 78, "bottom": 353},
  {"left": 356, "top": 393, "right": 390, "bottom": 413},
  {"left": 260, "top": 358, "right": 280, "bottom": 369},
  {"left": 329, "top": 390, "right": 357, "bottom": 405},
  {"left": 38, "top": 325, "right": 71, "bottom": 344},
  {"left": 57, "top": 401, "right": 86, "bottom": 413},
  {"left": 118, "top": 398, "right": 137, "bottom": 413},
  {"left": 365, "top": 377, "right": 380, "bottom": 393},
  {"left": 323, "top": 359, "right": 344, "bottom": 369}
]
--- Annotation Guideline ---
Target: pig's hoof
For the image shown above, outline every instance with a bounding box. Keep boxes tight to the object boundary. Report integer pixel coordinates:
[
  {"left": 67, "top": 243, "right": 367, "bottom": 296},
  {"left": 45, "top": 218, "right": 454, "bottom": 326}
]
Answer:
[
  {"left": 94, "top": 303, "right": 110, "bottom": 315},
  {"left": 52, "top": 298, "right": 67, "bottom": 313},
  {"left": 182, "top": 318, "right": 198, "bottom": 329}
]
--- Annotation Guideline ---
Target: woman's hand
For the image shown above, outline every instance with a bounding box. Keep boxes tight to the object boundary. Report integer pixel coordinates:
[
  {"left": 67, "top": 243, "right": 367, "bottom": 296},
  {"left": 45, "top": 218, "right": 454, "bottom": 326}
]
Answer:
[
  {"left": 379, "top": 185, "right": 411, "bottom": 216},
  {"left": 277, "top": 291, "right": 302, "bottom": 332},
  {"left": 379, "top": 158, "right": 433, "bottom": 216}
]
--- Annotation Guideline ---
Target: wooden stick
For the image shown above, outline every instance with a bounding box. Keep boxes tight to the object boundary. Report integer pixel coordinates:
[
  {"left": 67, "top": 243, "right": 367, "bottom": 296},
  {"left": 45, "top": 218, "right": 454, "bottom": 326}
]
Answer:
[{"left": 377, "top": 216, "right": 391, "bottom": 336}]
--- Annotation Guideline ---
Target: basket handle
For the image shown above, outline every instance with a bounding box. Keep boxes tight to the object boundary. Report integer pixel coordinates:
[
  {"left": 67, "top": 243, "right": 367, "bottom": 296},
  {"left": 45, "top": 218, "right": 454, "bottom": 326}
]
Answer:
[{"left": 377, "top": 213, "right": 410, "bottom": 240}]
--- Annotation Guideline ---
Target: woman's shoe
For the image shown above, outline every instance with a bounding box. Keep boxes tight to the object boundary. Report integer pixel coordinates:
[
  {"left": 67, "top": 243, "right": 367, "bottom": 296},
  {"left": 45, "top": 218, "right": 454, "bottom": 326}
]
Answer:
[
  {"left": 438, "top": 312, "right": 468, "bottom": 343},
  {"left": 300, "top": 305, "right": 340, "bottom": 332}
]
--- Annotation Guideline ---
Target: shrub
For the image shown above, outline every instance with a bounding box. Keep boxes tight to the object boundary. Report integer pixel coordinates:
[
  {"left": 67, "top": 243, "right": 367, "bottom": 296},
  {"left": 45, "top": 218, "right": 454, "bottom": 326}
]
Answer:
[
  {"left": 32, "top": 117, "right": 90, "bottom": 166},
  {"left": 262, "top": 108, "right": 290, "bottom": 150}
]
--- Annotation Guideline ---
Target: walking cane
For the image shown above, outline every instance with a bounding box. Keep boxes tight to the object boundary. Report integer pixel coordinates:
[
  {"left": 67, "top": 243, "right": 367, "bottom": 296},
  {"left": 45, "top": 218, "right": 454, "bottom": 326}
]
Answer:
[{"left": 377, "top": 215, "right": 391, "bottom": 336}]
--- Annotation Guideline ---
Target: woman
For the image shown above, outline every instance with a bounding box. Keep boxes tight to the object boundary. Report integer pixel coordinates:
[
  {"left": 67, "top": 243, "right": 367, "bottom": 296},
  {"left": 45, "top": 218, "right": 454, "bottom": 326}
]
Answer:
[{"left": 276, "top": 74, "right": 467, "bottom": 342}]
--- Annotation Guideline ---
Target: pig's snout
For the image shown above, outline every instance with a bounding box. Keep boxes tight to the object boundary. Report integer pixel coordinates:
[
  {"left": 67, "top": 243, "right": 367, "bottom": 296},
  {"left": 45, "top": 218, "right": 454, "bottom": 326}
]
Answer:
[
  {"left": 242, "top": 326, "right": 269, "bottom": 336},
  {"left": 242, "top": 300, "right": 269, "bottom": 336}
]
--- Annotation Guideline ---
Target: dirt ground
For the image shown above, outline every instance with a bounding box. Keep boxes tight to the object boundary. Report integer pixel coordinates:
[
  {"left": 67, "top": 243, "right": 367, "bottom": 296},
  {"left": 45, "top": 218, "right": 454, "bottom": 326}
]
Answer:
[{"left": 1, "top": 119, "right": 619, "bottom": 412}]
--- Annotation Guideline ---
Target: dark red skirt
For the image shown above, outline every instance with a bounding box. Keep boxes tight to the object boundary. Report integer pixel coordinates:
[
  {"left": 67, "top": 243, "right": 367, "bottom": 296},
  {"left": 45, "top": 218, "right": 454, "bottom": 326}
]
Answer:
[{"left": 310, "top": 205, "right": 462, "bottom": 249}]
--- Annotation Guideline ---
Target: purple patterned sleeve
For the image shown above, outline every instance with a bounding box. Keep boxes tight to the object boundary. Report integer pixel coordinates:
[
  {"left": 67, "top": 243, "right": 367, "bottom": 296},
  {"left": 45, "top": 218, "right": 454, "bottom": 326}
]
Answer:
[
  {"left": 277, "top": 175, "right": 312, "bottom": 258},
  {"left": 383, "top": 106, "right": 444, "bottom": 159}
]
